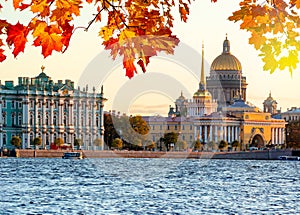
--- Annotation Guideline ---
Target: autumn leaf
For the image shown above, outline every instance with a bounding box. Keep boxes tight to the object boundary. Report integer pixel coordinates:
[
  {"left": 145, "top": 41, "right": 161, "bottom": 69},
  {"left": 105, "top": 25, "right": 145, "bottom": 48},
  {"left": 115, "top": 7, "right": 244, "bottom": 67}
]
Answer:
[
  {"left": 123, "top": 59, "right": 137, "bottom": 79},
  {"left": 6, "top": 22, "right": 28, "bottom": 57},
  {"left": 33, "top": 25, "right": 63, "bottom": 57}
]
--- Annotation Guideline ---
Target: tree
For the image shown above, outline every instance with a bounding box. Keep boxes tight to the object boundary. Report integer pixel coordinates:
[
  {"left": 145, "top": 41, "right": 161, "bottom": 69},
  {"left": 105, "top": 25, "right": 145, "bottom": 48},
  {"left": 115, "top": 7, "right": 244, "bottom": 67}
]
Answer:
[
  {"left": 231, "top": 140, "right": 240, "bottom": 151},
  {"left": 93, "top": 138, "right": 103, "bottom": 149},
  {"left": 10, "top": 136, "right": 21, "bottom": 149},
  {"left": 54, "top": 138, "right": 64, "bottom": 148},
  {"left": 206, "top": 141, "right": 218, "bottom": 151},
  {"left": 163, "top": 132, "right": 178, "bottom": 151},
  {"left": 33, "top": 137, "right": 42, "bottom": 149},
  {"left": 0, "top": 1, "right": 299, "bottom": 77},
  {"left": 193, "top": 139, "right": 202, "bottom": 151},
  {"left": 74, "top": 138, "right": 83, "bottom": 150},
  {"left": 112, "top": 138, "right": 123, "bottom": 150},
  {"left": 176, "top": 140, "right": 188, "bottom": 151},
  {"left": 218, "top": 140, "right": 228, "bottom": 152},
  {"left": 145, "top": 140, "right": 156, "bottom": 151}
]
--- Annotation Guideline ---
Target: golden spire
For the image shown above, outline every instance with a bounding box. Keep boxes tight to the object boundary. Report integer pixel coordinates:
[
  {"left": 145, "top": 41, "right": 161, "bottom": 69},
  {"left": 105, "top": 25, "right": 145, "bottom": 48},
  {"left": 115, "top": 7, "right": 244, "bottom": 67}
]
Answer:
[
  {"left": 41, "top": 65, "right": 45, "bottom": 72},
  {"left": 199, "top": 41, "right": 205, "bottom": 91}
]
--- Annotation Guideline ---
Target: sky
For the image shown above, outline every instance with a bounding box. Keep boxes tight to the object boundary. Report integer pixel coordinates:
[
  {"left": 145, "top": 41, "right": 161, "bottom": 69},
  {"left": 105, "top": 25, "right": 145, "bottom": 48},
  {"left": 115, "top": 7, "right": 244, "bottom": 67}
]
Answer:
[{"left": 0, "top": 1, "right": 300, "bottom": 116}]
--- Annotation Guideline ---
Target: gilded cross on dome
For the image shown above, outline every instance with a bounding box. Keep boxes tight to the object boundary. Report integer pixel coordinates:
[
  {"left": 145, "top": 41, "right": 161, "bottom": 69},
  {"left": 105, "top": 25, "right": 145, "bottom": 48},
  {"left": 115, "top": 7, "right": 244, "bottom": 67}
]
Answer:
[{"left": 41, "top": 65, "right": 45, "bottom": 72}]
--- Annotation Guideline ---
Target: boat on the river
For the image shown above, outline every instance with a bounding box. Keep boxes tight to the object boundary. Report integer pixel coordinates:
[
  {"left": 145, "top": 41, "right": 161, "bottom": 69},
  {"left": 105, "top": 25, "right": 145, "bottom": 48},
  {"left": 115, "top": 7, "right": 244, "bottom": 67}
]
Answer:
[
  {"left": 278, "top": 156, "right": 300, "bottom": 161},
  {"left": 62, "top": 152, "right": 83, "bottom": 159}
]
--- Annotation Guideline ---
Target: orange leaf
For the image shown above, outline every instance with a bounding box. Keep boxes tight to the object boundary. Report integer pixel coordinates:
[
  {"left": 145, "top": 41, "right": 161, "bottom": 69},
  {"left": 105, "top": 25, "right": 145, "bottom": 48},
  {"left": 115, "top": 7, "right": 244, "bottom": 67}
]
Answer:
[
  {"left": 13, "top": 0, "right": 23, "bottom": 9},
  {"left": 6, "top": 22, "right": 28, "bottom": 57},
  {"left": 33, "top": 26, "right": 63, "bottom": 58},
  {"left": 0, "top": 48, "right": 6, "bottom": 62},
  {"left": 123, "top": 59, "right": 137, "bottom": 79},
  {"left": 137, "top": 59, "right": 146, "bottom": 73}
]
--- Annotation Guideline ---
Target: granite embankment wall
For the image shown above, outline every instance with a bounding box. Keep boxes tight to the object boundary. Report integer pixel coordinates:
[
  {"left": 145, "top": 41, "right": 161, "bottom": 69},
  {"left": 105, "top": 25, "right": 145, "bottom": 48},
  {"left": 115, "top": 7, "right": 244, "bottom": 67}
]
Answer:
[{"left": 15, "top": 149, "right": 293, "bottom": 160}]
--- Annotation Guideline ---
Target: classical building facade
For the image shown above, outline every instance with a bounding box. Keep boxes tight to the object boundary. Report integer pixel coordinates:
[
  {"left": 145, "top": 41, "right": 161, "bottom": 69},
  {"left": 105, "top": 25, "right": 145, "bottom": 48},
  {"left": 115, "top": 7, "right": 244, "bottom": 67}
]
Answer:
[
  {"left": 0, "top": 67, "right": 106, "bottom": 149},
  {"left": 144, "top": 36, "right": 286, "bottom": 150}
]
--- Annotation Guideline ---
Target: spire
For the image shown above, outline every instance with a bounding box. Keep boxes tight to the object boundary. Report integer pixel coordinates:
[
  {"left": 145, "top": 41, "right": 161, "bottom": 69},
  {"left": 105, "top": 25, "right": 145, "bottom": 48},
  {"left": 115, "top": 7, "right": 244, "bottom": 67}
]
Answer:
[
  {"left": 269, "top": 91, "right": 271, "bottom": 98},
  {"left": 199, "top": 41, "right": 206, "bottom": 91},
  {"left": 181, "top": 90, "right": 183, "bottom": 97},
  {"left": 223, "top": 33, "right": 230, "bottom": 54}
]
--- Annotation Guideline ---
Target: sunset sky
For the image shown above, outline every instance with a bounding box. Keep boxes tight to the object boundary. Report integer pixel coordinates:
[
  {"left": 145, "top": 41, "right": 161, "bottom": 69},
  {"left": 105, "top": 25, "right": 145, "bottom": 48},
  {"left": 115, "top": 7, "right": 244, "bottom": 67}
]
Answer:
[{"left": 0, "top": 1, "right": 300, "bottom": 116}]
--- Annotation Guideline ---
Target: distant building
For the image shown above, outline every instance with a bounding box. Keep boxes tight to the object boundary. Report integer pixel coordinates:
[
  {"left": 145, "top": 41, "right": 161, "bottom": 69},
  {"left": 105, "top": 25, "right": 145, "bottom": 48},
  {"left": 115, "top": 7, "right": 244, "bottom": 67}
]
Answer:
[
  {"left": 281, "top": 107, "right": 300, "bottom": 122},
  {"left": 263, "top": 92, "right": 279, "bottom": 115},
  {"left": 0, "top": 66, "right": 106, "bottom": 149},
  {"left": 145, "top": 36, "right": 286, "bottom": 149}
]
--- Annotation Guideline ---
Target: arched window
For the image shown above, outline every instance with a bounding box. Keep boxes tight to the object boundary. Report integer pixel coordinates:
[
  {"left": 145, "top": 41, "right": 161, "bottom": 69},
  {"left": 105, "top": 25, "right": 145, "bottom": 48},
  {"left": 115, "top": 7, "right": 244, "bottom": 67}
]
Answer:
[
  {"left": 63, "top": 113, "right": 67, "bottom": 125},
  {"left": 96, "top": 114, "right": 99, "bottom": 127},
  {"left": 30, "top": 113, "right": 33, "bottom": 126},
  {"left": 45, "top": 114, "right": 49, "bottom": 126},
  {"left": 53, "top": 114, "right": 57, "bottom": 126},
  {"left": 37, "top": 114, "right": 42, "bottom": 126}
]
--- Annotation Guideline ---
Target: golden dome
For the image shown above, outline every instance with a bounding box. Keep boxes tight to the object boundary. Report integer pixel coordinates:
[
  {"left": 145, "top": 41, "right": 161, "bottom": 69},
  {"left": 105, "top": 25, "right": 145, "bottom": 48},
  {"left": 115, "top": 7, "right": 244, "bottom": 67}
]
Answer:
[
  {"left": 210, "top": 36, "right": 242, "bottom": 71},
  {"left": 193, "top": 90, "right": 211, "bottom": 97}
]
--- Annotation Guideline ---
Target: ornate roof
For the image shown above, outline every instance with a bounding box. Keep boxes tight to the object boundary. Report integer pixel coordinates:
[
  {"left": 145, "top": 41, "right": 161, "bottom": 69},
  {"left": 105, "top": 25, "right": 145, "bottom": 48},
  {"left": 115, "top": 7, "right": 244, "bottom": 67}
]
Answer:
[
  {"left": 210, "top": 36, "right": 242, "bottom": 71},
  {"left": 263, "top": 92, "right": 277, "bottom": 104}
]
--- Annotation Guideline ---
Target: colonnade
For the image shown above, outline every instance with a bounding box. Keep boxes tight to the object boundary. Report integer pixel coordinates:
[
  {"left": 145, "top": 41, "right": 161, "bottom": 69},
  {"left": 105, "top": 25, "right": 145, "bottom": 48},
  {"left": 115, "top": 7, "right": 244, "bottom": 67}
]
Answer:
[
  {"left": 194, "top": 124, "right": 240, "bottom": 143},
  {"left": 271, "top": 127, "right": 285, "bottom": 145}
]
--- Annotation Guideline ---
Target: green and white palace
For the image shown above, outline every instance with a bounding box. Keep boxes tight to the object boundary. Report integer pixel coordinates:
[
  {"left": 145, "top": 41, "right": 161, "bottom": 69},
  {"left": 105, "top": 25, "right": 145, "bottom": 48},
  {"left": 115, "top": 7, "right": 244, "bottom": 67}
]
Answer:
[{"left": 0, "top": 67, "right": 106, "bottom": 149}]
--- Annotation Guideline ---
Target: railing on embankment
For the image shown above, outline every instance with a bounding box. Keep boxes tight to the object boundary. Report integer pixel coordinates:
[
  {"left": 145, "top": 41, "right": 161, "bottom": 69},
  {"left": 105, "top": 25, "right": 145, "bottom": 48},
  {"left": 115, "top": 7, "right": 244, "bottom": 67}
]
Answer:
[{"left": 12, "top": 149, "right": 293, "bottom": 160}]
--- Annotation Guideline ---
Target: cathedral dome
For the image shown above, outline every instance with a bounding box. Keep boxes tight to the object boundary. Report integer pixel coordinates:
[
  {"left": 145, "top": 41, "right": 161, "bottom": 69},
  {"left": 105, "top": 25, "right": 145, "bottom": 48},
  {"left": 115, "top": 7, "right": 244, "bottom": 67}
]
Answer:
[
  {"left": 193, "top": 90, "right": 211, "bottom": 97},
  {"left": 210, "top": 36, "right": 242, "bottom": 71}
]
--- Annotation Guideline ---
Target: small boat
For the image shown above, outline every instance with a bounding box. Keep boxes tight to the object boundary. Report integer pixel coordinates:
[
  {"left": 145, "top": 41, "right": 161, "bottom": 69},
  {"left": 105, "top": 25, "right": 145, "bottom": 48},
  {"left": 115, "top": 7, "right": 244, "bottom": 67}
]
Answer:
[
  {"left": 62, "top": 152, "right": 83, "bottom": 159},
  {"left": 278, "top": 156, "right": 300, "bottom": 161}
]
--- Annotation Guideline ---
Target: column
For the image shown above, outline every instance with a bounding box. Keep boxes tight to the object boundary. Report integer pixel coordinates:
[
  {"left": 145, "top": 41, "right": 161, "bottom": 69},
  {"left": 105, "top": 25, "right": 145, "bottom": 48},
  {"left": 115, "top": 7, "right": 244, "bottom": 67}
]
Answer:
[
  {"left": 228, "top": 126, "right": 231, "bottom": 143},
  {"left": 224, "top": 126, "right": 227, "bottom": 141},
  {"left": 194, "top": 126, "right": 197, "bottom": 140},
  {"left": 220, "top": 126, "right": 223, "bottom": 142},
  {"left": 209, "top": 125, "right": 213, "bottom": 142},
  {"left": 214, "top": 126, "right": 218, "bottom": 142},
  {"left": 204, "top": 125, "right": 207, "bottom": 143},
  {"left": 235, "top": 126, "right": 238, "bottom": 141},
  {"left": 275, "top": 128, "right": 278, "bottom": 145},
  {"left": 271, "top": 128, "right": 275, "bottom": 145},
  {"left": 199, "top": 126, "right": 202, "bottom": 142}
]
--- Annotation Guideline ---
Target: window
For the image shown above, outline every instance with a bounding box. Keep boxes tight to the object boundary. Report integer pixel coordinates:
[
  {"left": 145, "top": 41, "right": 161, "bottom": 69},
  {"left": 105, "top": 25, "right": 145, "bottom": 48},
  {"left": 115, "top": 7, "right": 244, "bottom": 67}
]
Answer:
[
  {"left": 45, "top": 114, "right": 49, "bottom": 126},
  {"left": 3, "top": 134, "right": 6, "bottom": 145},
  {"left": 167, "top": 125, "right": 170, "bottom": 130},
  {"left": 190, "top": 125, "right": 193, "bottom": 130},
  {"left": 190, "top": 135, "right": 193, "bottom": 140},
  {"left": 53, "top": 115, "right": 57, "bottom": 126},
  {"left": 175, "top": 125, "right": 177, "bottom": 130},
  {"left": 63, "top": 114, "right": 67, "bottom": 125},
  {"left": 182, "top": 125, "right": 185, "bottom": 130},
  {"left": 2, "top": 113, "right": 6, "bottom": 126},
  {"left": 96, "top": 114, "right": 99, "bottom": 127},
  {"left": 38, "top": 114, "right": 42, "bottom": 125},
  {"left": 152, "top": 125, "right": 155, "bottom": 130},
  {"left": 160, "top": 125, "right": 162, "bottom": 130},
  {"left": 19, "top": 102, "right": 22, "bottom": 109},
  {"left": 182, "top": 135, "right": 185, "bottom": 140},
  {"left": 3, "top": 99, "right": 6, "bottom": 108},
  {"left": 18, "top": 113, "right": 22, "bottom": 125},
  {"left": 11, "top": 112, "right": 16, "bottom": 126},
  {"left": 30, "top": 114, "right": 33, "bottom": 126},
  {"left": 12, "top": 101, "right": 15, "bottom": 108}
]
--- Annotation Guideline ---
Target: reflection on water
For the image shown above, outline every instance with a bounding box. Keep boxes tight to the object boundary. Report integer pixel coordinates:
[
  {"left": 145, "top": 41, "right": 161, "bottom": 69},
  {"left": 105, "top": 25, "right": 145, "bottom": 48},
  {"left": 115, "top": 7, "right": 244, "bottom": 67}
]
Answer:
[{"left": 0, "top": 158, "right": 299, "bottom": 214}]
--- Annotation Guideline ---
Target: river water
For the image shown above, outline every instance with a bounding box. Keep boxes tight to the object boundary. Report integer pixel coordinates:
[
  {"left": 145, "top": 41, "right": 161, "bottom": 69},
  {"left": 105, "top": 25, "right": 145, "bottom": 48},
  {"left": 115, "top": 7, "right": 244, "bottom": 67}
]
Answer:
[{"left": 0, "top": 158, "right": 300, "bottom": 214}]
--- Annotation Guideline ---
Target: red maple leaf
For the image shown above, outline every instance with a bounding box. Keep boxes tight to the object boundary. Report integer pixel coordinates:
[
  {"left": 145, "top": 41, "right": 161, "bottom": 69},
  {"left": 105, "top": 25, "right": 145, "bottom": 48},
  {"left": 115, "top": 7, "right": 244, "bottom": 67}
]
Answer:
[
  {"left": 6, "top": 22, "right": 28, "bottom": 57},
  {"left": 137, "top": 59, "right": 146, "bottom": 73},
  {"left": 0, "top": 48, "right": 6, "bottom": 62},
  {"left": 123, "top": 59, "right": 137, "bottom": 79}
]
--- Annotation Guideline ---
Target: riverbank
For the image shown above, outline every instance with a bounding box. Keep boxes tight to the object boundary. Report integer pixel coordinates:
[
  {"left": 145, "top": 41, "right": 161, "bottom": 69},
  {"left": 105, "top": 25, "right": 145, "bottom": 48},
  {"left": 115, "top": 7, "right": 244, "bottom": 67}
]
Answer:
[{"left": 11, "top": 149, "right": 295, "bottom": 160}]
